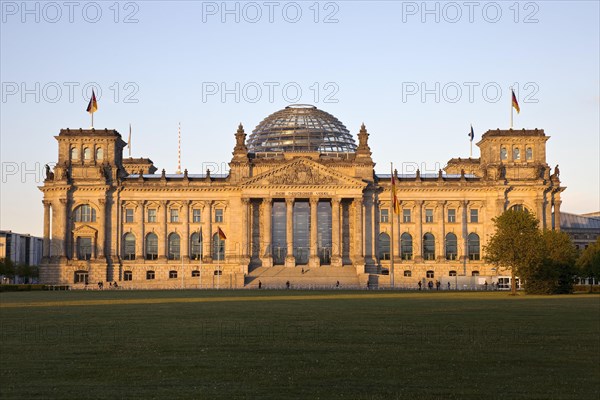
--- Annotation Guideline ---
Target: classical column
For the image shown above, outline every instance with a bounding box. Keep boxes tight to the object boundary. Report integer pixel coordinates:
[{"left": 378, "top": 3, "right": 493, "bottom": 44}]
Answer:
[
  {"left": 285, "top": 198, "right": 295, "bottom": 267},
  {"left": 353, "top": 197, "right": 364, "bottom": 265},
  {"left": 554, "top": 198, "right": 562, "bottom": 231},
  {"left": 42, "top": 200, "right": 51, "bottom": 258},
  {"left": 331, "top": 198, "right": 341, "bottom": 267},
  {"left": 393, "top": 202, "right": 400, "bottom": 260},
  {"left": 158, "top": 200, "right": 167, "bottom": 259},
  {"left": 202, "top": 201, "right": 212, "bottom": 262},
  {"left": 414, "top": 201, "right": 423, "bottom": 262},
  {"left": 241, "top": 198, "right": 250, "bottom": 261},
  {"left": 50, "top": 200, "right": 61, "bottom": 258},
  {"left": 97, "top": 198, "right": 106, "bottom": 259},
  {"left": 136, "top": 201, "right": 144, "bottom": 259},
  {"left": 182, "top": 200, "right": 190, "bottom": 261},
  {"left": 60, "top": 198, "right": 68, "bottom": 260},
  {"left": 545, "top": 195, "right": 553, "bottom": 231},
  {"left": 309, "top": 197, "right": 320, "bottom": 268},
  {"left": 496, "top": 198, "right": 505, "bottom": 216},
  {"left": 259, "top": 198, "right": 273, "bottom": 267},
  {"left": 437, "top": 201, "right": 445, "bottom": 261},
  {"left": 460, "top": 200, "right": 469, "bottom": 264}
]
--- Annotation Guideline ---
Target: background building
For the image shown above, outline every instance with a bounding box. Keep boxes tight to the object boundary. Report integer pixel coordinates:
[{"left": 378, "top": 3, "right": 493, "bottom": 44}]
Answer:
[
  {"left": 0, "top": 230, "right": 43, "bottom": 283},
  {"left": 39, "top": 105, "right": 565, "bottom": 288}
]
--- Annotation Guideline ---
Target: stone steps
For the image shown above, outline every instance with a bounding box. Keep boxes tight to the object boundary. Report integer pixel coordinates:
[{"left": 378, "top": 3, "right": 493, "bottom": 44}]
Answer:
[{"left": 245, "top": 266, "right": 361, "bottom": 289}]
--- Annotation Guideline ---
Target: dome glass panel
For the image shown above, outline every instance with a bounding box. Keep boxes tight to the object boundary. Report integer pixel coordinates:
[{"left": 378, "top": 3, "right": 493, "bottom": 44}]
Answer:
[{"left": 247, "top": 104, "right": 357, "bottom": 153}]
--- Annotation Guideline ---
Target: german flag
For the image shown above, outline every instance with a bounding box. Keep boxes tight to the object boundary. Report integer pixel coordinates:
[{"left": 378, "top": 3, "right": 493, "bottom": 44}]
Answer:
[
  {"left": 218, "top": 227, "right": 226, "bottom": 240},
  {"left": 392, "top": 174, "right": 401, "bottom": 214},
  {"left": 86, "top": 89, "right": 98, "bottom": 114},
  {"left": 511, "top": 89, "right": 520, "bottom": 114}
]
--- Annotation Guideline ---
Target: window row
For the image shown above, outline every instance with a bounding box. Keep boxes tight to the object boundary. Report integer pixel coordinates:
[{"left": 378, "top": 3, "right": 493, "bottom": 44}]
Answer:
[
  {"left": 500, "top": 146, "right": 533, "bottom": 161},
  {"left": 123, "top": 269, "right": 203, "bottom": 281},
  {"left": 71, "top": 146, "right": 104, "bottom": 161},
  {"left": 125, "top": 208, "right": 222, "bottom": 223},
  {"left": 122, "top": 232, "right": 225, "bottom": 261},
  {"left": 380, "top": 208, "right": 479, "bottom": 224},
  {"left": 402, "top": 270, "right": 481, "bottom": 278},
  {"left": 378, "top": 232, "right": 481, "bottom": 261}
]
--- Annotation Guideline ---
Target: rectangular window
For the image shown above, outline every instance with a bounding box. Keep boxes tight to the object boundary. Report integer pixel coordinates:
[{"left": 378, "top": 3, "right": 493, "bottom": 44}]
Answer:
[
  {"left": 125, "top": 208, "right": 134, "bottom": 223},
  {"left": 425, "top": 209, "right": 434, "bottom": 223},
  {"left": 146, "top": 271, "right": 155, "bottom": 280},
  {"left": 470, "top": 209, "right": 479, "bottom": 223},
  {"left": 192, "top": 209, "right": 201, "bottom": 223},
  {"left": 147, "top": 209, "right": 157, "bottom": 223},
  {"left": 447, "top": 209, "right": 456, "bottom": 223},
  {"left": 215, "top": 208, "right": 224, "bottom": 223},
  {"left": 380, "top": 209, "right": 389, "bottom": 223},
  {"left": 123, "top": 271, "right": 132, "bottom": 281},
  {"left": 170, "top": 209, "right": 179, "bottom": 223},
  {"left": 403, "top": 209, "right": 411, "bottom": 223}
]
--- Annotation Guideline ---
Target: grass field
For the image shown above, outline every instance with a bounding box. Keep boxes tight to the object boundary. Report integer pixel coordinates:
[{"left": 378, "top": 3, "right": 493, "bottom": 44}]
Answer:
[{"left": 0, "top": 290, "right": 598, "bottom": 400}]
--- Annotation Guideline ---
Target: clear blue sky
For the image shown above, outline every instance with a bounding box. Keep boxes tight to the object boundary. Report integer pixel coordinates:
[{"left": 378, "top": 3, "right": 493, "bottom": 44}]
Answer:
[{"left": 1, "top": 0, "right": 599, "bottom": 236}]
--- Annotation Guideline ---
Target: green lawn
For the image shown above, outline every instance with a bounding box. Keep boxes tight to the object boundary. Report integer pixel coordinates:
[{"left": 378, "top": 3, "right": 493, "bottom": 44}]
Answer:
[{"left": 0, "top": 291, "right": 598, "bottom": 400}]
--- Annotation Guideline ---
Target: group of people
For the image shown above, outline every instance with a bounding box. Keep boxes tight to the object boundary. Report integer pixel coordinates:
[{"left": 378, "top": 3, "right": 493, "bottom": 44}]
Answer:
[
  {"left": 96, "top": 281, "right": 118, "bottom": 290},
  {"left": 417, "top": 280, "right": 493, "bottom": 290}
]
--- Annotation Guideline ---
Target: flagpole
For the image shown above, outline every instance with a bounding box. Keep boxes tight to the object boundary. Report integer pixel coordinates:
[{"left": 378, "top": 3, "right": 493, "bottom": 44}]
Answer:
[
  {"left": 128, "top": 123, "right": 132, "bottom": 157},
  {"left": 510, "top": 86, "right": 513, "bottom": 129},
  {"left": 390, "top": 162, "right": 395, "bottom": 289},
  {"left": 91, "top": 112, "right": 94, "bottom": 129}
]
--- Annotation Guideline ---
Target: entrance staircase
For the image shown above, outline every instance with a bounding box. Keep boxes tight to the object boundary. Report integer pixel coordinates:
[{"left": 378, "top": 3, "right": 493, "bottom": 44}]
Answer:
[{"left": 245, "top": 265, "right": 362, "bottom": 289}]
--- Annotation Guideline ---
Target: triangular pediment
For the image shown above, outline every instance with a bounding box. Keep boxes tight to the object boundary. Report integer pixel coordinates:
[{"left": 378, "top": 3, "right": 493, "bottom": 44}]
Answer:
[
  {"left": 72, "top": 224, "right": 98, "bottom": 236},
  {"left": 241, "top": 158, "right": 366, "bottom": 189}
]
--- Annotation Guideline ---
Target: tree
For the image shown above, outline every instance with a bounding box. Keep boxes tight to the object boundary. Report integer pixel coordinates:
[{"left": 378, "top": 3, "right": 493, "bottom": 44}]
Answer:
[
  {"left": 484, "top": 209, "right": 544, "bottom": 295},
  {"left": 522, "top": 230, "right": 578, "bottom": 294},
  {"left": 577, "top": 237, "right": 600, "bottom": 291},
  {"left": 0, "top": 258, "right": 16, "bottom": 283}
]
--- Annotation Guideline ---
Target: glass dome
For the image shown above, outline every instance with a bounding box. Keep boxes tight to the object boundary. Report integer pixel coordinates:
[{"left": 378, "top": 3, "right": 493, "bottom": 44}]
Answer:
[{"left": 247, "top": 104, "right": 357, "bottom": 153}]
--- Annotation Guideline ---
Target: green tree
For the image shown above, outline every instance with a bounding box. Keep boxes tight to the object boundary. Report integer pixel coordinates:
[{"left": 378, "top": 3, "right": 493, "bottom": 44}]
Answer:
[
  {"left": 484, "top": 209, "right": 543, "bottom": 295},
  {"left": 522, "top": 230, "right": 578, "bottom": 294},
  {"left": 0, "top": 258, "right": 16, "bottom": 282},
  {"left": 577, "top": 237, "right": 600, "bottom": 291}
]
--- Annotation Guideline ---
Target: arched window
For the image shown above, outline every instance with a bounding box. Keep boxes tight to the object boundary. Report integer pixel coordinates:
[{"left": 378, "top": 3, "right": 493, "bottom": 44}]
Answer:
[
  {"left": 403, "top": 270, "right": 412, "bottom": 277},
  {"left": 71, "top": 147, "right": 79, "bottom": 160},
  {"left": 423, "top": 233, "right": 435, "bottom": 260},
  {"left": 190, "top": 232, "right": 202, "bottom": 260},
  {"left": 472, "top": 271, "right": 480, "bottom": 276},
  {"left": 526, "top": 147, "right": 533, "bottom": 160},
  {"left": 83, "top": 147, "right": 91, "bottom": 161},
  {"left": 513, "top": 148, "right": 520, "bottom": 160},
  {"left": 509, "top": 204, "right": 529, "bottom": 213},
  {"left": 191, "top": 270, "right": 200, "bottom": 277},
  {"left": 77, "top": 237, "right": 92, "bottom": 260},
  {"left": 96, "top": 147, "right": 104, "bottom": 161},
  {"left": 378, "top": 233, "right": 390, "bottom": 260},
  {"left": 212, "top": 233, "right": 225, "bottom": 260},
  {"left": 168, "top": 233, "right": 180, "bottom": 260},
  {"left": 145, "top": 233, "right": 158, "bottom": 260},
  {"left": 500, "top": 147, "right": 507, "bottom": 160},
  {"left": 468, "top": 233, "right": 480, "bottom": 260},
  {"left": 123, "top": 233, "right": 136, "bottom": 260},
  {"left": 445, "top": 233, "right": 457, "bottom": 260},
  {"left": 74, "top": 205, "right": 96, "bottom": 222},
  {"left": 449, "top": 270, "right": 457, "bottom": 276},
  {"left": 401, "top": 233, "right": 413, "bottom": 260}
]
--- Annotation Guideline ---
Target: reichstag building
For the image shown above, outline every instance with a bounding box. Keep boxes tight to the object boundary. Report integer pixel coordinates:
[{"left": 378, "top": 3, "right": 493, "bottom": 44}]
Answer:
[{"left": 39, "top": 105, "right": 564, "bottom": 288}]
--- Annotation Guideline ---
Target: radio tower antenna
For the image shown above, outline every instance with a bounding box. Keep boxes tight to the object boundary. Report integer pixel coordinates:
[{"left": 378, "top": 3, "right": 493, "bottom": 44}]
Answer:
[{"left": 176, "top": 122, "right": 182, "bottom": 174}]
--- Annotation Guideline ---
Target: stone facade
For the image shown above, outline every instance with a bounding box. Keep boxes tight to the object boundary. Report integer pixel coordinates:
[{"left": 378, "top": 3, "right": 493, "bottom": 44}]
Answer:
[{"left": 38, "top": 108, "right": 565, "bottom": 288}]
